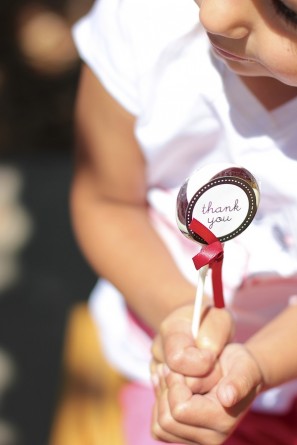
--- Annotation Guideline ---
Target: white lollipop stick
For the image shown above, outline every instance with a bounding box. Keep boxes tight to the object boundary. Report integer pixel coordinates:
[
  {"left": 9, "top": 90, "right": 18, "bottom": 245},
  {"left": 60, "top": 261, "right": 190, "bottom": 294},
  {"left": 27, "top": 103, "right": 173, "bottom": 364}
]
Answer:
[{"left": 191, "top": 265, "right": 208, "bottom": 339}]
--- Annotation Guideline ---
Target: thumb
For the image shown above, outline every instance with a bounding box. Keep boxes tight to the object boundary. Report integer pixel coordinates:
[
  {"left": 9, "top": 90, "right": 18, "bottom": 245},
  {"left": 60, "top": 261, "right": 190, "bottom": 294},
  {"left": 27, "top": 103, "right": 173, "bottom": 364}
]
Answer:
[
  {"left": 196, "top": 307, "right": 234, "bottom": 355},
  {"left": 216, "top": 344, "right": 263, "bottom": 408}
]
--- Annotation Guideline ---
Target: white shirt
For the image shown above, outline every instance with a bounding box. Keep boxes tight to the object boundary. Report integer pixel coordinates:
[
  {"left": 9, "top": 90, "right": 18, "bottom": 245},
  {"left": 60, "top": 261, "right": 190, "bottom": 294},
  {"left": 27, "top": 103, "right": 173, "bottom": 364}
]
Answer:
[{"left": 73, "top": 0, "right": 297, "bottom": 413}]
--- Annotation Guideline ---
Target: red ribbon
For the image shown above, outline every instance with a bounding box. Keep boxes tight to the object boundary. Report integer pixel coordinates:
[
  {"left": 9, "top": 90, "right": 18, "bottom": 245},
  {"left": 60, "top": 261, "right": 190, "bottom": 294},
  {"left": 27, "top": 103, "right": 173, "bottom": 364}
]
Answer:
[{"left": 189, "top": 219, "right": 225, "bottom": 308}]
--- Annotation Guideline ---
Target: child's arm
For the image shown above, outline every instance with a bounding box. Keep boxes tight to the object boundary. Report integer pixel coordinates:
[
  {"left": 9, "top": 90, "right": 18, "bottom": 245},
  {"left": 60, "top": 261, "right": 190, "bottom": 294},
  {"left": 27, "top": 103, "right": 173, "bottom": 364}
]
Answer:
[
  {"left": 71, "top": 65, "right": 199, "bottom": 332},
  {"left": 245, "top": 302, "right": 297, "bottom": 390}
]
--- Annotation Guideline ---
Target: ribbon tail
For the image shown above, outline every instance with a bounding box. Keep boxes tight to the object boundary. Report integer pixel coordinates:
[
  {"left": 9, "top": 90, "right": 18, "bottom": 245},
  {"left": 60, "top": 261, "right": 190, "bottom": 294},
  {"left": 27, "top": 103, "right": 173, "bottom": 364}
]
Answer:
[{"left": 211, "top": 259, "right": 225, "bottom": 308}]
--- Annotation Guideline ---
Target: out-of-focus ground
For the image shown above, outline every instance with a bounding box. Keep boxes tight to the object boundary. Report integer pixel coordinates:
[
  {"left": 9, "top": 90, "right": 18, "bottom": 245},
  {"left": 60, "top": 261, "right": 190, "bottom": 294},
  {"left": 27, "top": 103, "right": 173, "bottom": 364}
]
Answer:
[{"left": 0, "top": 2, "right": 106, "bottom": 444}]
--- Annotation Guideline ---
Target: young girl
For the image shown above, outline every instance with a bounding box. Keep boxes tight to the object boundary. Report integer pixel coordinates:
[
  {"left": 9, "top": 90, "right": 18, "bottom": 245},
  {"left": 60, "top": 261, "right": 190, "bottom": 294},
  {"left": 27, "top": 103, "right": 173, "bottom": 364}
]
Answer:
[{"left": 71, "top": 0, "right": 297, "bottom": 443}]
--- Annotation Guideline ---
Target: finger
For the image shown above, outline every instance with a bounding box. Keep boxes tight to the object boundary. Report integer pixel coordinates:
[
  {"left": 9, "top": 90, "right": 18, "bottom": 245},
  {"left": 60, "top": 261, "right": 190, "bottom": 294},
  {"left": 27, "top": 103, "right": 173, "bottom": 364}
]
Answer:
[
  {"left": 167, "top": 382, "right": 216, "bottom": 427},
  {"left": 150, "top": 360, "right": 160, "bottom": 395},
  {"left": 165, "top": 370, "right": 186, "bottom": 393},
  {"left": 153, "top": 387, "right": 226, "bottom": 444},
  {"left": 185, "top": 359, "right": 222, "bottom": 394},
  {"left": 158, "top": 363, "right": 169, "bottom": 393},
  {"left": 197, "top": 307, "right": 234, "bottom": 355},
  {"left": 150, "top": 358, "right": 159, "bottom": 376},
  {"left": 157, "top": 306, "right": 216, "bottom": 376},
  {"left": 165, "top": 365, "right": 221, "bottom": 396},
  {"left": 162, "top": 330, "right": 215, "bottom": 376},
  {"left": 151, "top": 363, "right": 168, "bottom": 397},
  {"left": 151, "top": 399, "right": 198, "bottom": 445},
  {"left": 151, "top": 333, "right": 163, "bottom": 363},
  {"left": 217, "top": 344, "right": 263, "bottom": 408},
  {"left": 167, "top": 379, "right": 236, "bottom": 436}
]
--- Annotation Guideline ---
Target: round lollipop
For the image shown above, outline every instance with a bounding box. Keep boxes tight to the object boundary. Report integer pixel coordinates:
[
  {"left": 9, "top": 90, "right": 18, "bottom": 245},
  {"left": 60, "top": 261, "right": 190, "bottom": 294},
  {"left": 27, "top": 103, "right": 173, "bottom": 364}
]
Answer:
[{"left": 176, "top": 163, "right": 260, "bottom": 338}]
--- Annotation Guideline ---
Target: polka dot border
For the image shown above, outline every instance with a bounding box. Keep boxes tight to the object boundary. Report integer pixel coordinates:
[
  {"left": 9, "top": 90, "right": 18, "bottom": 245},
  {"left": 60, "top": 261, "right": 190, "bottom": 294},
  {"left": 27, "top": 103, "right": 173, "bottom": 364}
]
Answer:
[{"left": 186, "top": 177, "right": 258, "bottom": 244}]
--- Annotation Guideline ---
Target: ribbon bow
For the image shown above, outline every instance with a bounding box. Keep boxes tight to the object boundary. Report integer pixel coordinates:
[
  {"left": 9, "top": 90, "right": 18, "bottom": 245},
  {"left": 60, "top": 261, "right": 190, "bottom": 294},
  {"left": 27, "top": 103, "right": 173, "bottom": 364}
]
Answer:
[{"left": 189, "top": 218, "right": 225, "bottom": 308}]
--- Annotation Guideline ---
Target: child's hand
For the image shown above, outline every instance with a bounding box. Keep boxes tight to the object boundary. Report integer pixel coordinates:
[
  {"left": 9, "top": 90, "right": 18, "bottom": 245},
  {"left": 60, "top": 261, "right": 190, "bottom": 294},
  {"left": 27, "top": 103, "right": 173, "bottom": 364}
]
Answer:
[
  {"left": 151, "top": 304, "right": 234, "bottom": 388},
  {"left": 151, "top": 343, "right": 264, "bottom": 445}
]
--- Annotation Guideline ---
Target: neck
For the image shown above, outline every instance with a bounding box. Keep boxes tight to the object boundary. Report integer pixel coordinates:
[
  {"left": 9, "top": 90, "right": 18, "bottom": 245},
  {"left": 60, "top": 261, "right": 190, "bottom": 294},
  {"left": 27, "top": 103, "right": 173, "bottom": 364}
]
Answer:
[{"left": 240, "top": 76, "right": 297, "bottom": 111}]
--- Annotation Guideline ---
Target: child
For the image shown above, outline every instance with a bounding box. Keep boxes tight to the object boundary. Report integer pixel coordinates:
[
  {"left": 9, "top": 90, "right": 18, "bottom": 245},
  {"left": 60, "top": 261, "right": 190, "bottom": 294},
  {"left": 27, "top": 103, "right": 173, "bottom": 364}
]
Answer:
[{"left": 71, "top": 0, "right": 297, "bottom": 443}]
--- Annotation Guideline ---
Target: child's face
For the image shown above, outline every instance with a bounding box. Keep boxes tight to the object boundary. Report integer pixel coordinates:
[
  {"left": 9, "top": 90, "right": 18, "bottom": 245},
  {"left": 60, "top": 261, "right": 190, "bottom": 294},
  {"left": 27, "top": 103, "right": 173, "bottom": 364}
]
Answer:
[{"left": 194, "top": 0, "right": 297, "bottom": 86}]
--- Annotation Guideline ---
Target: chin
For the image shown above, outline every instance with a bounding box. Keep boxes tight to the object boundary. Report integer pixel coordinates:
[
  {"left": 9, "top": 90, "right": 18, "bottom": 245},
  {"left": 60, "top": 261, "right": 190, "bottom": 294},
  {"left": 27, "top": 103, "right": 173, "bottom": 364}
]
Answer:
[{"left": 222, "top": 59, "right": 265, "bottom": 77}]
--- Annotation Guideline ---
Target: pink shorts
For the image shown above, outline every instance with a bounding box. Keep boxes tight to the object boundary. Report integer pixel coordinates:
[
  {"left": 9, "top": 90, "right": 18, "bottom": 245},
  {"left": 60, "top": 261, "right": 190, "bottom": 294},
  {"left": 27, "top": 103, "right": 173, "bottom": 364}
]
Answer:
[{"left": 119, "top": 382, "right": 297, "bottom": 445}]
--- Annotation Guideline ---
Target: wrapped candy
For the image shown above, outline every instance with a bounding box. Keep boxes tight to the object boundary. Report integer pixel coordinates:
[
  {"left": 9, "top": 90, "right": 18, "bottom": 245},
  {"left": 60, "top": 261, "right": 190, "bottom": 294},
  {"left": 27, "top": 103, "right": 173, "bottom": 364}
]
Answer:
[{"left": 176, "top": 163, "right": 260, "bottom": 337}]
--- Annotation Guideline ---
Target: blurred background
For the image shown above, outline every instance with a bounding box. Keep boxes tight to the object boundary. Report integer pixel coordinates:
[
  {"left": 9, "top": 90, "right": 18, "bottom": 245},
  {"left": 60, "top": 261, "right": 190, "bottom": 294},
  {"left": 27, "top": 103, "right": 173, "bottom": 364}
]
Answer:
[{"left": 0, "top": 1, "right": 105, "bottom": 444}]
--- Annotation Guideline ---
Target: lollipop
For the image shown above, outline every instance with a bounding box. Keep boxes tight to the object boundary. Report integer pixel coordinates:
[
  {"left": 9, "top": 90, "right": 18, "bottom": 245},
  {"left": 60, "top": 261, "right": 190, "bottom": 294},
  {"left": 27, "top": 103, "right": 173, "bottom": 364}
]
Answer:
[{"left": 176, "top": 163, "right": 260, "bottom": 338}]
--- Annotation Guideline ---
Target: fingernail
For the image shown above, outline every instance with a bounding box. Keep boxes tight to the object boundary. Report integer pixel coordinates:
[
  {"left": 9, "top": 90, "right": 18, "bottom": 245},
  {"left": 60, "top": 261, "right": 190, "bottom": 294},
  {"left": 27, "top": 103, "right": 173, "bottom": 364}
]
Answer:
[
  {"left": 151, "top": 372, "right": 159, "bottom": 387},
  {"left": 222, "top": 385, "right": 237, "bottom": 407},
  {"left": 199, "top": 337, "right": 217, "bottom": 354}
]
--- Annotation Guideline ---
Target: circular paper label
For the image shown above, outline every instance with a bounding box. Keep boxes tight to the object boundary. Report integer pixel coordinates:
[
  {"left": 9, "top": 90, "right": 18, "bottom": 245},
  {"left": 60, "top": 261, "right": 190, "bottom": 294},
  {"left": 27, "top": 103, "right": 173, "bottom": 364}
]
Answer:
[{"left": 186, "top": 177, "right": 257, "bottom": 243}]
